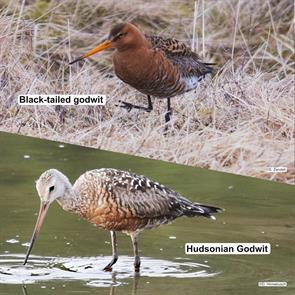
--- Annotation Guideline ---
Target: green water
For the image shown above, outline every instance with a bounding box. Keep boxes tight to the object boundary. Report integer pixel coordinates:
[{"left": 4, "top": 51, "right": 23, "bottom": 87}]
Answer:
[{"left": 0, "top": 131, "right": 294, "bottom": 295}]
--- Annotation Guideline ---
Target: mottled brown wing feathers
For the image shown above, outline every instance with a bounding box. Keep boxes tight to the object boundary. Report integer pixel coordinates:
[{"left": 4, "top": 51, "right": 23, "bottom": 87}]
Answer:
[
  {"left": 100, "top": 169, "right": 183, "bottom": 218},
  {"left": 145, "top": 34, "right": 214, "bottom": 78},
  {"left": 146, "top": 35, "right": 193, "bottom": 57},
  {"left": 96, "top": 169, "right": 219, "bottom": 220}
]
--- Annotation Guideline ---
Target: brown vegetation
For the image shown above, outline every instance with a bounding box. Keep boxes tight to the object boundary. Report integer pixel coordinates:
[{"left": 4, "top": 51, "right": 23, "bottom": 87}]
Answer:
[{"left": 0, "top": 0, "right": 294, "bottom": 184}]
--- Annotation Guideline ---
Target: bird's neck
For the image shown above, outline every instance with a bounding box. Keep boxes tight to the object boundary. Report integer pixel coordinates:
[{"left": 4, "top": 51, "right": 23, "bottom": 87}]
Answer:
[{"left": 56, "top": 186, "right": 79, "bottom": 213}]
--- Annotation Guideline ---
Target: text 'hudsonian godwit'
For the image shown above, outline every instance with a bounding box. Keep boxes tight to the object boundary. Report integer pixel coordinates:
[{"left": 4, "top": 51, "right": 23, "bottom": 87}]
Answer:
[
  {"left": 24, "top": 168, "right": 221, "bottom": 272},
  {"left": 70, "top": 23, "right": 214, "bottom": 126}
]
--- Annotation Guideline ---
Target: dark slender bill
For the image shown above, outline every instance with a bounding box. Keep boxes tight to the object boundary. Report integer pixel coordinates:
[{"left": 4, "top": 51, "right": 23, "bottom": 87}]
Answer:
[
  {"left": 69, "top": 57, "right": 83, "bottom": 65},
  {"left": 69, "top": 40, "right": 113, "bottom": 65},
  {"left": 23, "top": 202, "right": 49, "bottom": 265}
]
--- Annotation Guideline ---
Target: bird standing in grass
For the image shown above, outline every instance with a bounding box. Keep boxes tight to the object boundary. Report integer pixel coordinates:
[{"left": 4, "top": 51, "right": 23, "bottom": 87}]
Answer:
[
  {"left": 24, "top": 168, "right": 220, "bottom": 272},
  {"left": 70, "top": 23, "right": 213, "bottom": 127}
]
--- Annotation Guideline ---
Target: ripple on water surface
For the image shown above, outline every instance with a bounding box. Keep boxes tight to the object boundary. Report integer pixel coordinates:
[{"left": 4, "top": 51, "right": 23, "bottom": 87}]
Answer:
[{"left": 0, "top": 254, "right": 219, "bottom": 286}]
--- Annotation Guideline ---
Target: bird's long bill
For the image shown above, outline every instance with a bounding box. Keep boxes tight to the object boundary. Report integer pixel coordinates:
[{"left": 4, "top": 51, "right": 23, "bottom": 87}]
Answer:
[
  {"left": 23, "top": 202, "right": 50, "bottom": 265},
  {"left": 69, "top": 40, "right": 113, "bottom": 64}
]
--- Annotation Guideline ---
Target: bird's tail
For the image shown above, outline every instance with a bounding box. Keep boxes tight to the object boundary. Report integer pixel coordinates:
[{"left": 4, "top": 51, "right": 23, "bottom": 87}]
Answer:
[
  {"left": 179, "top": 197, "right": 222, "bottom": 219},
  {"left": 203, "top": 62, "right": 215, "bottom": 75}
]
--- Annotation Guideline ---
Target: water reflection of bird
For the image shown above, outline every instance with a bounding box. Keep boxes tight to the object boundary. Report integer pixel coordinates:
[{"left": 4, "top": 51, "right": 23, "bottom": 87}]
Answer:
[
  {"left": 24, "top": 168, "right": 220, "bottom": 272},
  {"left": 110, "top": 273, "right": 140, "bottom": 295},
  {"left": 21, "top": 273, "right": 140, "bottom": 295},
  {"left": 70, "top": 23, "right": 214, "bottom": 126},
  {"left": 22, "top": 285, "right": 28, "bottom": 295}
]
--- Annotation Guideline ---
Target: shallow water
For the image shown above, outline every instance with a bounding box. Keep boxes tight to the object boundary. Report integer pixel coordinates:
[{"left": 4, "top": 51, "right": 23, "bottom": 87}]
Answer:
[
  {"left": 0, "top": 254, "right": 217, "bottom": 285},
  {"left": 0, "top": 132, "right": 294, "bottom": 294}
]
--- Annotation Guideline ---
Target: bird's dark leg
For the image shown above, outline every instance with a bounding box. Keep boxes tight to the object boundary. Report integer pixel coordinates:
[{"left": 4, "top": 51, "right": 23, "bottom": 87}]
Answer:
[
  {"left": 163, "top": 97, "right": 172, "bottom": 133},
  {"left": 165, "top": 97, "right": 172, "bottom": 124},
  {"left": 130, "top": 232, "right": 140, "bottom": 272},
  {"left": 116, "top": 95, "right": 153, "bottom": 113},
  {"left": 147, "top": 95, "right": 153, "bottom": 110},
  {"left": 103, "top": 231, "right": 118, "bottom": 271}
]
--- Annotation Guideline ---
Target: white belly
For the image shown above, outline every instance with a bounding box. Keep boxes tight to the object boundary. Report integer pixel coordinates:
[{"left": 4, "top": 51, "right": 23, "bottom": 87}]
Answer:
[{"left": 183, "top": 76, "right": 201, "bottom": 91}]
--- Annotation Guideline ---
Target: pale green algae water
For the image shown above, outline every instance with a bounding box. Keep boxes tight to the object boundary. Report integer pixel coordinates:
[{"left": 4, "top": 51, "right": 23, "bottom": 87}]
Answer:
[{"left": 0, "top": 131, "right": 294, "bottom": 295}]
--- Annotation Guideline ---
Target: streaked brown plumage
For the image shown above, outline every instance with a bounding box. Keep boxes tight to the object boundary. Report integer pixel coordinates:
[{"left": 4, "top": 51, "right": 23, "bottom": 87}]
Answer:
[
  {"left": 70, "top": 23, "right": 214, "bottom": 126},
  {"left": 24, "top": 168, "right": 221, "bottom": 272}
]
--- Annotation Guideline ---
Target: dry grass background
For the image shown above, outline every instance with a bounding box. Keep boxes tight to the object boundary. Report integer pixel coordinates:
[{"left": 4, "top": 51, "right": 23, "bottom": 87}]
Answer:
[{"left": 0, "top": 0, "right": 294, "bottom": 184}]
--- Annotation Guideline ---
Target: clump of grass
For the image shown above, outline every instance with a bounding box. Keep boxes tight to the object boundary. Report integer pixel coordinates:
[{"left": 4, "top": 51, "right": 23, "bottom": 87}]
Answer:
[{"left": 0, "top": 0, "right": 294, "bottom": 184}]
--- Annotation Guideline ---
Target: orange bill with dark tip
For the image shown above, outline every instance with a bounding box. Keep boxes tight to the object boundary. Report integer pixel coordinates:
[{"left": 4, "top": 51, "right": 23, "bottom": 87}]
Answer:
[
  {"left": 23, "top": 202, "right": 50, "bottom": 265},
  {"left": 69, "top": 40, "right": 113, "bottom": 64}
]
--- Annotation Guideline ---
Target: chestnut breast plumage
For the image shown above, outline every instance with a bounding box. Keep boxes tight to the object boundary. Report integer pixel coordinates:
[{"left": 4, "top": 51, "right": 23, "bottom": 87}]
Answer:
[{"left": 113, "top": 47, "right": 185, "bottom": 98}]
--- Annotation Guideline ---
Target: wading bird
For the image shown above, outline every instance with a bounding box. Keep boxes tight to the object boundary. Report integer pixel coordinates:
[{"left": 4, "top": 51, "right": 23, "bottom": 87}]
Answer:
[
  {"left": 70, "top": 23, "right": 213, "bottom": 126},
  {"left": 24, "top": 168, "right": 220, "bottom": 272}
]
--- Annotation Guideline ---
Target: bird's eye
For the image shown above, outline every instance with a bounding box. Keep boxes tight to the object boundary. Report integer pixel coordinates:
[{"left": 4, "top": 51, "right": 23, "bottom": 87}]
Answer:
[
  {"left": 117, "top": 32, "right": 126, "bottom": 39},
  {"left": 49, "top": 186, "right": 55, "bottom": 192}
]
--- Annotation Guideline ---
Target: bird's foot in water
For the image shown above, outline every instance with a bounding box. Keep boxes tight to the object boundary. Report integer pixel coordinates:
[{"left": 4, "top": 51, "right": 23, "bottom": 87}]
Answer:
[
  {"left": 116, "top": 100, "right": 153, "bottom": 113},
  {"left": 103, "top": 265, "right": 113, "bottom": 272},
  {"left": 103, "top": 256, "right": 118, "bottom": 272}
]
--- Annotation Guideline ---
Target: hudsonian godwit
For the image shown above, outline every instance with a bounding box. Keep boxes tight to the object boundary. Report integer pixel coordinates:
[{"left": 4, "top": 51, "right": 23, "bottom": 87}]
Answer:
[
  {"left": 24, "top": 168, "right": 221, "bottom": 272},
  {"left": 70, "top": 23, "right": 214, "bottom": 126}
]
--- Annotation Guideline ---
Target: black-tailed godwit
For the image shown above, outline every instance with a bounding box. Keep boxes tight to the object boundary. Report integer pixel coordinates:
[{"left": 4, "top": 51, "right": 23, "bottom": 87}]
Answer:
[{"left": 70, "top": 23, "right": 214, "bottom": 126}]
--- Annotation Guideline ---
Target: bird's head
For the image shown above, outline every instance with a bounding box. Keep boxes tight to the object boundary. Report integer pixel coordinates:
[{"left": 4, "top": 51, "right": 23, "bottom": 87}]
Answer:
[
  {"left": 108, "top": 22, "right": 147, "bottom": 51},
  {"left": 36, "top": 169, "right": 72, "bottom": 205},
  {"left": 70, "top": 23, "right": 146, "bottom": 64},
  {"left": 23, "top": 169, "right": 72, "bottom": 265}
]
